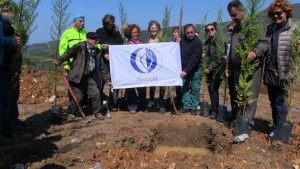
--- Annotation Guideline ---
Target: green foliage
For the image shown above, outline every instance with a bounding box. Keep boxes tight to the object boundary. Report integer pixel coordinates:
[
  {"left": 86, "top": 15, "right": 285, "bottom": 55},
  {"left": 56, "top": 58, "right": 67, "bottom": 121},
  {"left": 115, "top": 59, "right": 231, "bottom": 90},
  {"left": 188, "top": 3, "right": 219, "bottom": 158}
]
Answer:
[
  {"left": 159, "top": 5, "right": 172, "bottom": 42},
  {"left": 119, "top": 2, "right": 127, "bottom": 31},
  {"left": 50, "top": 0, "right": 72, "bottom": 57},
  {"left": 10, "top": 0, "right": 41, "bottom": 91},
  {"left": 214, "top": 7, "right": 227, "bottom": 79},
  {"left": 285, "top": 21, "right": 300, "bottom": 108},
  {"left": 235, "top": 0, "right": 265, "bottom": 117},
  {"left": 200, "top": 56, "right": 209, "bottom": 102}
]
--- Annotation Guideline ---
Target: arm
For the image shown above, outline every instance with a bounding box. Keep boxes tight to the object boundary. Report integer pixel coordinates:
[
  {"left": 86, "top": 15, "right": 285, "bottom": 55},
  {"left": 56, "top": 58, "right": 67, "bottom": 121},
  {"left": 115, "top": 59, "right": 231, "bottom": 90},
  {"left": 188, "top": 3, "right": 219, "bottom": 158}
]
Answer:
[{"left": 183, "top": 40, "right": 202, "bottom": 74}]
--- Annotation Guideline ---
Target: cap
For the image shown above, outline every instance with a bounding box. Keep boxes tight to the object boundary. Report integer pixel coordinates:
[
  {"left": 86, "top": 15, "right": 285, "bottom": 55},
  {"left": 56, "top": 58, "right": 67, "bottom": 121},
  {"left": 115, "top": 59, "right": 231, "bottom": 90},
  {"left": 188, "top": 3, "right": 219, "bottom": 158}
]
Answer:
[
  {"left": 73, "top": 15, "right": 85, "bottom": 22},
  {"left": 86, "top": 32, "right": 100, "bottom": 39}
]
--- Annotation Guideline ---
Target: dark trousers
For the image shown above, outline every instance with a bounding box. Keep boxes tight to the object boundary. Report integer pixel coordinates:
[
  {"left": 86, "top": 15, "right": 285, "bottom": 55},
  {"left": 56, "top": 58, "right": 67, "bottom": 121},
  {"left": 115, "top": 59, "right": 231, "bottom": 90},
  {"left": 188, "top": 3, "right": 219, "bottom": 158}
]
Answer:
[
  {"left": 10, "top": 74, "right": 20, "bottom": 119},
  {"left": 68, "top": 76, "right": 102, "bottom": 115},
  {"left": 109, "top": 89, "right": 119, "bottom": 110},
  {"left": 0, "top": 72, "right": 12, "bottom": 138},
  {"left": 207, "top": 74, "right": 223, "bottom": 114},
  {"left": 267, "top": 85, "right": 288, "bottom": 128},
  {"left": 126, "top": 87, "right": 146, "bottom": 111},
  {"left": 230, "top": 66, "right": 262, "bottom": 126}
]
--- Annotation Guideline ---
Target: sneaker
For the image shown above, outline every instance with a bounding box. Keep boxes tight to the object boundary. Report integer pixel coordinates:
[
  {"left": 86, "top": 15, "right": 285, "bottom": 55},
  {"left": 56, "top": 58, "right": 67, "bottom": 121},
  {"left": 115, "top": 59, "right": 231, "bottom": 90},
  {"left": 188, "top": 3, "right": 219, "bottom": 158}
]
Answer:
[
  {"left": 95, "top": 113, "right": 105, "bottom": 120},
  {"left": 233, "top": 134, "right": 249, "bottom": 143},
  {"left": 147, "top": 101, "right": 155, "bottom": 108},
  {"left": 190, "top": 109, "right": 198, "bottom": 116},
  {"left": 159, "top": 107, "right": 167, "bottom": 113},
  {"left": 67, "top": 113, "right": 76, "bottom": 119},
  {"left": 177, "top": 108, "right": 189, "bottom": 115},
  {"left": 111, "top": 107, "right": 118, "bottom": 112},
  {"left": 210, "top": 112, "right": 217, "bottom": 119},
  {"left": 129, "top": 110, "right": 137, "bottom": 114}
]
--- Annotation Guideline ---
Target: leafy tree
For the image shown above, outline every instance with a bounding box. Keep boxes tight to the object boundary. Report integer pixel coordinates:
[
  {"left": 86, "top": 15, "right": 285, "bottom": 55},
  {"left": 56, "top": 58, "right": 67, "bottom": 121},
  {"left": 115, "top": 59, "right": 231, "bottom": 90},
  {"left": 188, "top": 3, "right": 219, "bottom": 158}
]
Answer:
[
  {"left": 285, "top": 21, "right": 300, "bottom": 112},
  {"left": 159, "top": 4, "right": 172, "bottom": 42},
  {"left": 235, "top": 0, "right": 265, "bottom": 117},
  {"left": 50, "top": 0, "right": 72, "bottom": 57},
  {"left": 48, "top": 0, "right": 72, "bottom": 107},
  {"left": 118, "top": 2, "right": 127, "bottom": 31},
  {"left": 10, "top": 0, "right": 41, "bottom": 90}
]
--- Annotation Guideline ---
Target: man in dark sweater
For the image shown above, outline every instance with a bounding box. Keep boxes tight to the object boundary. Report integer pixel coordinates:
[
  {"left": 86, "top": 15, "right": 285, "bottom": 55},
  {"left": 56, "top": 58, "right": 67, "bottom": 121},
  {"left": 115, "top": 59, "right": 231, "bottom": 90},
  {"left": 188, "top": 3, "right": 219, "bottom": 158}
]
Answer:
[
  {"left": 96, "top": 14, "right": 123, "bottom": 112},
  {"left": 178, "top": 24, "right": 202, "bottom": 115}
]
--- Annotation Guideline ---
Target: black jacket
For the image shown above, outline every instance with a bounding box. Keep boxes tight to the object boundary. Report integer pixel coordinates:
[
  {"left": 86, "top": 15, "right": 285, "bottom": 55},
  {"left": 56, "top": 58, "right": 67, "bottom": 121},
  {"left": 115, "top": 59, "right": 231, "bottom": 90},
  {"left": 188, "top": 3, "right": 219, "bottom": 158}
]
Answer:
[{"left": 180, "top": 35, "right": 202, "bottom": 74}]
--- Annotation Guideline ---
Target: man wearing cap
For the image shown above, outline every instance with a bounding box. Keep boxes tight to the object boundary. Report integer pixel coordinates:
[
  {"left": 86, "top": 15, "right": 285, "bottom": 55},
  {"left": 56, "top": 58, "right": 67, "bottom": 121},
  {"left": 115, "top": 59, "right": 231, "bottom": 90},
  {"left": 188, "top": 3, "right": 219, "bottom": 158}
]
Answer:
[
  {"left": 59, "top": 15, "right": 87, "bottom": 70},
  {"left": 55, "top": 32, "right": 109, "bottom": 120},
  {"left": 0, "top": 0, "right": 21, "bottom": 145}
]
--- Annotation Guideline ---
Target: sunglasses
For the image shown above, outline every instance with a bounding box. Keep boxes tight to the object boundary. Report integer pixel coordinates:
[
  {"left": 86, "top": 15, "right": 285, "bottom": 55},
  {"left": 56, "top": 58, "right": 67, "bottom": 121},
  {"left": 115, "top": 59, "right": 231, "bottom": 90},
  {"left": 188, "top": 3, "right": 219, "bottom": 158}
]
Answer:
[
  {"left": 206, "top": 28, "right": 215, "bottom": 32},
  {"left": 272, "top": 11, "right": 283, "bottom": 17},
  {"left": 228, "top": 29, "right": 233, "bottom": 33}
]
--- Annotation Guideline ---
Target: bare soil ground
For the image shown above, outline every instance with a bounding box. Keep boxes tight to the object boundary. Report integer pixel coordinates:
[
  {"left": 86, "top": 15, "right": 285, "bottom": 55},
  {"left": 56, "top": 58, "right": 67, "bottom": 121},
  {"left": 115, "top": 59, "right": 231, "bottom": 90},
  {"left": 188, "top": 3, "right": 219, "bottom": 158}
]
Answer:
[{"left": 1, "top": 70, "right": 300, "bottom": 169}]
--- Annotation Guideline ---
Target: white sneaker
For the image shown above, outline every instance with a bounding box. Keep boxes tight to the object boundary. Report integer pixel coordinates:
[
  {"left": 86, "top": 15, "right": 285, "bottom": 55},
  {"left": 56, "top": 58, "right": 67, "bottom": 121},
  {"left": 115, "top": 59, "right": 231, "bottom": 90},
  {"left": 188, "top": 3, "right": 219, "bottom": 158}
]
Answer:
[
  {"left": 233, "top": 134, "right": 249, "bottom": 143},
  {"left": 129, "top": 110, "right": 136, "bottom": 114},
  {"left": 147, "top": 101, "right": 154, "bottom": 108}
]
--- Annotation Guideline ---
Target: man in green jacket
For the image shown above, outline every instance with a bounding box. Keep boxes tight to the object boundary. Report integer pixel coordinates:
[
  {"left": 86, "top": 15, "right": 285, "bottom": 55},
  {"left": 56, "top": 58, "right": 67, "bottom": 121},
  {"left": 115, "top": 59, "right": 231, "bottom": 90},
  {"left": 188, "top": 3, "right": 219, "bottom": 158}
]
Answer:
[{"left": 59, "top": 15, "right": 87, "bottom": 70}]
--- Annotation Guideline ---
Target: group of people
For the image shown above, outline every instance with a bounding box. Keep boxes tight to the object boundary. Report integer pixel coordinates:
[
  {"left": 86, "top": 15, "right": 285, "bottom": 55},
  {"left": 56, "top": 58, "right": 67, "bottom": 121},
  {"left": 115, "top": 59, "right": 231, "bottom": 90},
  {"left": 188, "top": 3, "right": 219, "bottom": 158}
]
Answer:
[
  {"left": 0, "top": 0, "right": 298, "bottom": 145},
  {"left": 56, "top": 0, "right": 298, "bottom": 144}
]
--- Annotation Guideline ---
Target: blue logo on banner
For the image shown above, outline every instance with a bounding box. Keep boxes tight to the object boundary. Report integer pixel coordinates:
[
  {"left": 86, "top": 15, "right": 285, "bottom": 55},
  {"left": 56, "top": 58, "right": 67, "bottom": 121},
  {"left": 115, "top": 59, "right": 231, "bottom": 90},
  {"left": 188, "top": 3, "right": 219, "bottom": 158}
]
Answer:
[{"left": 131, "top": 48, "right": 158, "bottom": 73}]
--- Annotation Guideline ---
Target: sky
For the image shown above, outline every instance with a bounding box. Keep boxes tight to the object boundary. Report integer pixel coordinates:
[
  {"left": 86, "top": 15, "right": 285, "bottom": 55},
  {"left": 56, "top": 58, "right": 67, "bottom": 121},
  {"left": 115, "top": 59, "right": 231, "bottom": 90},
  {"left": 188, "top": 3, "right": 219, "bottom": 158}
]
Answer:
[{"left": 27, "top": 0, "right": 299, "bottom": 44}]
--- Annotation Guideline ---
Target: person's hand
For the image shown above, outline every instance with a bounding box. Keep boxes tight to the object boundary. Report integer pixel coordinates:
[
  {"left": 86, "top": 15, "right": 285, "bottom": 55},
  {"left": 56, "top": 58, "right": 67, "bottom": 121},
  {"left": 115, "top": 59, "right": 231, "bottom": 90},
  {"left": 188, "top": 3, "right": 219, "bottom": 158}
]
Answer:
[
  {"left": 175, "top": 37, "right": 181, "bottom": 43},
  {"left": 102, "top": 44, "right": 109, "bottom": 49},
  {"left": 225, "top": 69, "right": 230, "bottom": 77},
  {"left": 104, "top": 53, "right": 109, "bottom": 61},
  {"left": 114, "top": 24, "right": 119, "bottom": 33},
  {"left": 107, "top": 82, "right": 113, "bottom": 88},
  {"left": 205, "top": 69, "right": 210, "bottom": 74},
  {"left": 248, "top": 51, "right": 256, "bottom": 61},
  {"left": 13, "top": 36, "right": 21, "bottom": 46},
  {"left": 53, "top": 58, "right": 58, "bottom": 66},
  {"left": 180, "top": 71, "right": 187, "bottom": 78}
]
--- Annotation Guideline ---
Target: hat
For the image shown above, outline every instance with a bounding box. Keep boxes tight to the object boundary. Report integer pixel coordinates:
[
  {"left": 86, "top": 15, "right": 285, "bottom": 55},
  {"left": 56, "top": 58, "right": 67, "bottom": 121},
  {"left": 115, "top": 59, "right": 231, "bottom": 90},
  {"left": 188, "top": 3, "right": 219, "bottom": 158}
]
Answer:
[
  {"left": 0, "top": 0, "right": 13, "bottom": 12},
  {"left": 73, "top": 15, "right": 85, "bottom": 22},
  {"left": 86, "top": 32, "right": 100, "bottom": 39}
]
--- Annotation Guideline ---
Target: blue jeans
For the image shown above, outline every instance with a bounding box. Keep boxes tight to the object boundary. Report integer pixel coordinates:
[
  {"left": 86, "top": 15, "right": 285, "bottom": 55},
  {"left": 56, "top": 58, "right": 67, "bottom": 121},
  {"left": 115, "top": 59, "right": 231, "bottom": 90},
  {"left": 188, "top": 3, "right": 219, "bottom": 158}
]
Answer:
[
  {"left": 181, "top": 69, "right": 202, "bottom": 110},
  {"left": 267, "top": 85, "right": 288, "bottom": 128}
]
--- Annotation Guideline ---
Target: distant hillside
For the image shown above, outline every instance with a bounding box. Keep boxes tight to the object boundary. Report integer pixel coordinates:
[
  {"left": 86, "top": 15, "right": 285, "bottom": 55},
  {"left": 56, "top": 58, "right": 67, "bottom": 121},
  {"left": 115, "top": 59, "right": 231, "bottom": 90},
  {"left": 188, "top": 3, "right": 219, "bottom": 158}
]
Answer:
[{"left": 24, "top": 3, "right": 300, "bottom": 57}]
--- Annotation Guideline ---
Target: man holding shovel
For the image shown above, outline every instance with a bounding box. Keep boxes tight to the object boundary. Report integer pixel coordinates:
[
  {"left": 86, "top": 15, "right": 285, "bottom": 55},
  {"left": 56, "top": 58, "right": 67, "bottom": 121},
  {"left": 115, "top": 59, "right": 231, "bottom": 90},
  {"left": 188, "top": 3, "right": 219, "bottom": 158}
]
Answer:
[{"left": 54, "top": 32, "right": 109, "bottom": 120}]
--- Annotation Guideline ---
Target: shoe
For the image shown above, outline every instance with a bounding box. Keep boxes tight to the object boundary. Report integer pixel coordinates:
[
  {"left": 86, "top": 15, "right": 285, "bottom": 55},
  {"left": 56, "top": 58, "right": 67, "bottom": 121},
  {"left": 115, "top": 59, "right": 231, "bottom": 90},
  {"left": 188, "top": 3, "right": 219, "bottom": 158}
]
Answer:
[
  {"left": 210, "top": 112, "right": 217, "bottom": 119},
  {"left": 95, "top": 113, "right": 105, "bottom": 120},
  {"left": 233, "top": 134, "right": 249, "bottom": 143},
  {"left": 147, "top": 101, "right": 155, "bottom": 108},
  {"left": 111, "top": 107, "right": 118, "bottom": 112},
  {"left": 177, "top": 108, "right": 189, "bottom": 115},
  {"left": 190, "top": 109, "right": 198, "bottom": 116},
  {"left": 67, "top": 113, "right": 76, "bottom": 119},
  {"left": 129, "top": 110, "right": 137, "bottom": 114},
  {"left": 159, "top": 107, "right": 167, "bottom": 113}
]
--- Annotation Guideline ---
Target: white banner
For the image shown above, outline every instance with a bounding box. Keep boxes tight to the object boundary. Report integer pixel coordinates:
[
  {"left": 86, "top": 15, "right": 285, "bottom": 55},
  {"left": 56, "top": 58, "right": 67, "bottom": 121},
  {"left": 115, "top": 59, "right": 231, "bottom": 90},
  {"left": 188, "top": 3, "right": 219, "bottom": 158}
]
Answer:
[{"left": 109, "top": 42, "right": 182, "bottom": 89}]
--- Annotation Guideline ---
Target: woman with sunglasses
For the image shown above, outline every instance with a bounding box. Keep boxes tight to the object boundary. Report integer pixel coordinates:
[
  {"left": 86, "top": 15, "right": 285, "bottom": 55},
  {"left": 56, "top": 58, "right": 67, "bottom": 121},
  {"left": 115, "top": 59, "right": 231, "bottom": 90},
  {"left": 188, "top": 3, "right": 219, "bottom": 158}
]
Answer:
[
  {"left": 203, "top": 23, "right": 226, "bottom": 120},
  {"left": 249, "top": 0, "right": 297, "bottom": 140}
]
